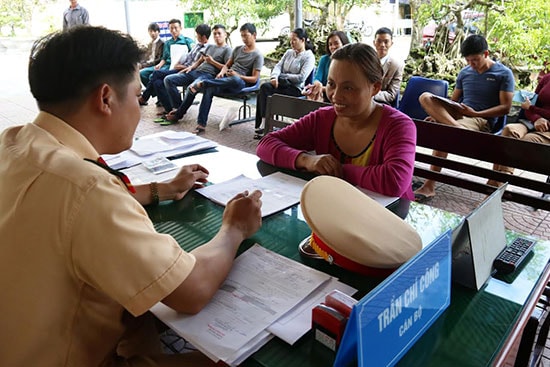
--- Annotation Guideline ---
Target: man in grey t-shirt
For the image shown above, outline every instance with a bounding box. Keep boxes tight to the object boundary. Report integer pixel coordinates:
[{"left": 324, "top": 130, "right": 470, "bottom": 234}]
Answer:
[{"left": 165, "top": 23, "right": 264, "bottom": 134}]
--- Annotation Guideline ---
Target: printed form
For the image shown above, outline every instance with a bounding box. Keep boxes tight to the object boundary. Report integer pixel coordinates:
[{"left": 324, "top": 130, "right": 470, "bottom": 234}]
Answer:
[
  {"left": 151, "top": 244, "right": 333, "bottom": 365},
  {"left": 196, "top": 172, "right": 308, "bottom": 217}
]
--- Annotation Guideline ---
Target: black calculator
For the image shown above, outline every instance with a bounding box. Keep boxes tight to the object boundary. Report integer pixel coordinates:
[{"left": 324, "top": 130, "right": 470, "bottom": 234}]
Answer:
[{"left": 493, "top": 237, "right": 536, "bottom": 274}]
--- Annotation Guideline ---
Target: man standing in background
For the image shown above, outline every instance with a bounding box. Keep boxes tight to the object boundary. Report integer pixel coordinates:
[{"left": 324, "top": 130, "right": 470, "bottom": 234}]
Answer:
[{"left": 63, "top": 0, "right": 89, "bottom": 30}]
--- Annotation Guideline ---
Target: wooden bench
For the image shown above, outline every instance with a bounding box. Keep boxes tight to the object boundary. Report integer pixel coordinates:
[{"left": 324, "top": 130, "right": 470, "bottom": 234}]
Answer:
[
  {"left": 261, "top": 96, "right": 550, "bottom": 210},
  {"left": 413, "top": 118, "right": 550, "bottom": 211},
  {"left": 264, "top": 94, "right": 329, "bottom": 134}
]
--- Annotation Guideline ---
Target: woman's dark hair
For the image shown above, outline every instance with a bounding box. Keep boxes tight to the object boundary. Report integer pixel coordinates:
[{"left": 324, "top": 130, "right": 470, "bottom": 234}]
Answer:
[
  {"left": 325, "top": 31, "right": 350, "bottom": 55},
  {"left": 29, "top": 26, "right": 144, "bottom": 108},
  {"left": 292, "top": 28, "right": 315, "bottom": 52},
  {"left": 331, "top": 43, "right": 382, "bottom": 84}
]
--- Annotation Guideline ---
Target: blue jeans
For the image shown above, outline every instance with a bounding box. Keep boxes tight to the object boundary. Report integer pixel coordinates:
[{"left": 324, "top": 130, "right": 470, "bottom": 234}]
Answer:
[
  {"left": 139, "top": 65, "right": 169, "bottom": 100},
  {"left": 151, "top": 69, "right": 179, "bottom": 111},
  {"left": 139, "top": 66, "right": 155, "bottom": 87},
  {"left": 175, "top": 76, "right": 246, "bottom": 127},
  {"left": 163, "top": 70, "right": 212, "bottom": 111}
]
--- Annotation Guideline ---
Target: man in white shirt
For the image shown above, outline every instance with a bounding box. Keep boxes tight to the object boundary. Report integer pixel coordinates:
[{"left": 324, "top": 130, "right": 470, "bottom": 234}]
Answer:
[{"left": 372, "top": 27, "right": 403, "bottom": 106}]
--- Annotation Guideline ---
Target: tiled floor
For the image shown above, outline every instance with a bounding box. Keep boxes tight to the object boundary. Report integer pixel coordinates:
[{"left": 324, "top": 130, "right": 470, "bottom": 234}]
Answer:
[{"left": 2, "top": 43, "right": 550, "bottom": 366}]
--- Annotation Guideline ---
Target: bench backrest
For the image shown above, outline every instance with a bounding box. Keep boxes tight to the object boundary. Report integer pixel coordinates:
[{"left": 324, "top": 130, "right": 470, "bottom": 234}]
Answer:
[
  {"left": 413, "top": 118, "right": 550, "bottom": 210},
  {"left": 264, "top": 94, "right": 329, "bottom": 133}
]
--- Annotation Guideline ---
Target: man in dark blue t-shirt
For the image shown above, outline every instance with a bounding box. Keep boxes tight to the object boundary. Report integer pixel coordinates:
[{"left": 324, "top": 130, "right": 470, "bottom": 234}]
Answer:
[{"left": 414, "top": 34, "right": 514, "bottom": 201}]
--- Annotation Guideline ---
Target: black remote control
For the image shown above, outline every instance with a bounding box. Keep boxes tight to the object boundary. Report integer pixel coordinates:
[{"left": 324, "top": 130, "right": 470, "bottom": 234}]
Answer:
[{"left": 493, "top": 237, "right": 536, "bottom": 274}]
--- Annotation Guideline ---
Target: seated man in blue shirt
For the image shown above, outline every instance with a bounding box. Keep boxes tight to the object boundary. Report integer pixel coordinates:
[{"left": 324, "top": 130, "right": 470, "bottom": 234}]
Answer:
[
  {"left": 138, "top": 18, "right": 193, "bottom": 104},
  {"left": 143, "top": 23, "right": 212, "bottom": 114},
  {"left": 414, "top": 34, "right": 514, "bottom": 201},
  {"left": 165, "top": 23, "right": 264, "bottom": 134}
]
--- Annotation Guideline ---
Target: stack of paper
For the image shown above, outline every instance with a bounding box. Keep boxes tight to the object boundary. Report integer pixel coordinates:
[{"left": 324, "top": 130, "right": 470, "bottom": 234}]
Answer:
[
  {"left": 102, "top": 131, "right": 217, "bottom": 170},
  {"left": 151, "top": 244, "right": 356, "bottom": 366}
]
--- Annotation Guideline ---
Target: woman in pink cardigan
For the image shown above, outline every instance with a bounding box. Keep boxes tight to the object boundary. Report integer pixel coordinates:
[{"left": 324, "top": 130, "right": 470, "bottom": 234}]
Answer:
[{"left": 256, "top": 43, "right": 416, "bottom": 200}]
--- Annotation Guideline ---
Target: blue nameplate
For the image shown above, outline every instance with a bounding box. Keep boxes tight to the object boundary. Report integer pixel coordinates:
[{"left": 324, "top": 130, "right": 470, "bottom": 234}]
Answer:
[{"left": 334, "top": 230, "right": 452, "bottom": 366}]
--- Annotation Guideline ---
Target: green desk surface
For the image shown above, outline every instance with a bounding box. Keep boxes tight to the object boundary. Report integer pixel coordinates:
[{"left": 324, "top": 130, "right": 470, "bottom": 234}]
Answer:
[{"left": 141, "top": 147, "right": 550, "bottom": 367}]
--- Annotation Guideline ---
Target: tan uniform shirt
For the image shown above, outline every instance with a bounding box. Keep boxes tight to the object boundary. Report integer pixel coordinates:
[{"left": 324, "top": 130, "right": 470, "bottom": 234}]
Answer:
[{"left": 0, "top": 112, "right": 195, "bottom": 366}]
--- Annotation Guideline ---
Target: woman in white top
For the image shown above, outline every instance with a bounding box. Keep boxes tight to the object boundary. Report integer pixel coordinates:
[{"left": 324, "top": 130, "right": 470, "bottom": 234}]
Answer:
[{"left": 255, "top": 28, "right": 315, "bottom": 136}]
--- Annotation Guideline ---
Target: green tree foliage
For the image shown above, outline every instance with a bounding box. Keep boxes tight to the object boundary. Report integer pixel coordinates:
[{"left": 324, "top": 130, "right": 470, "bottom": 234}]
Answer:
[
  {"left": 408, "top": 0, "right": 550, "bottom": 89},
  {"left": 0, "top": 0, "right": 56, "bottom": 36},
  {"left": 267, "top": 0, "right": 376, "bottom": 62},
  {"left": 487, "top": 0, "right": 550, "bottom": 73},
  {"left": 180, "top": 0, "right": 292, "bottom": 38},
  {"left": 181, "top": 0, "right": 377, "bottom": 42},
  {"left": 308, "top": 0, "right": 379, "bottom": 29}
]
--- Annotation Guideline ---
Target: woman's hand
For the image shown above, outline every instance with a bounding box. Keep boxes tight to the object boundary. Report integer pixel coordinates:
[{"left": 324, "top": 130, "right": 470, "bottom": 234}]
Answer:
[
  {"left": 310, "top": 81, "right": 322, "bottom": 95},
  {"left": 163, "top": 164, "right": 209, "bottom": 201},
  {"left": 304, "top": 83, "right": 323, "bottom": 102},
  {"left": 270, "top": 78, "right": 279, "bottom": 89},
  {"left": 534, "top": 118, "right": 549, "bottom": 132},
  {"left": 521, "top": 97, "right": 532, "bottom": 110},
  {"left": 296, "top": 153, "right": 342, "bottom": 177},
  {"left": 306, "top": 81, "right": 323, "bottom": 102}
]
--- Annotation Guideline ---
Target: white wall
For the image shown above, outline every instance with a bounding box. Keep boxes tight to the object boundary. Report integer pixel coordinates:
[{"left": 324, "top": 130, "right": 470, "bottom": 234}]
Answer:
[{"left": 30, "top": 0, "right": 194, "bottom": 43}]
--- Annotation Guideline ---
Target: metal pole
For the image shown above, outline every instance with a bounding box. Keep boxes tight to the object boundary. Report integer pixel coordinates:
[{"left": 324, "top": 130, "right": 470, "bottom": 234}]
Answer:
[
  {"left": 124, "top": 0, "right": 131, "bottom": 34},
  {"left": 295, "top": 0, "right": 302, "bottom": 29}
]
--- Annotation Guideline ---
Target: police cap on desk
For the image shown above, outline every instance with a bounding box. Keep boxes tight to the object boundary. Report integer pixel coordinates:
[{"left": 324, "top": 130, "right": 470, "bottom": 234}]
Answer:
[{"left": 300, "top": 176, "right": 422, "bottom": 277}]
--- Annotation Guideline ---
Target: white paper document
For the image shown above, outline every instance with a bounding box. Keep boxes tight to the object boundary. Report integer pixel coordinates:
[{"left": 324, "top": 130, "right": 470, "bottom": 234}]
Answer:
[
  {"left": 196, "top": 172, "right": 308, "bottom": 217},
  {"left": 121, "top": 162, "right": 183, "bottom": 185},
  {"left": 102, "top": 130, "right": 217, "bottom": 170},
  {"left": 130, "top": 130, "right": 212, "bottom": 156},
  {"left": 267, "top": 277, "right": 356, "bottom": 345},
  {"left": 151, "top": 244, "right": 332, "bottom": 366}
]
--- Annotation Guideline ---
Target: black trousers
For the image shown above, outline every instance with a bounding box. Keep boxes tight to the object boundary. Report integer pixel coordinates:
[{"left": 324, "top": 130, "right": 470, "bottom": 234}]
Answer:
[{"left": 255, "top": 82, "right": 302, "bottom": 128}]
